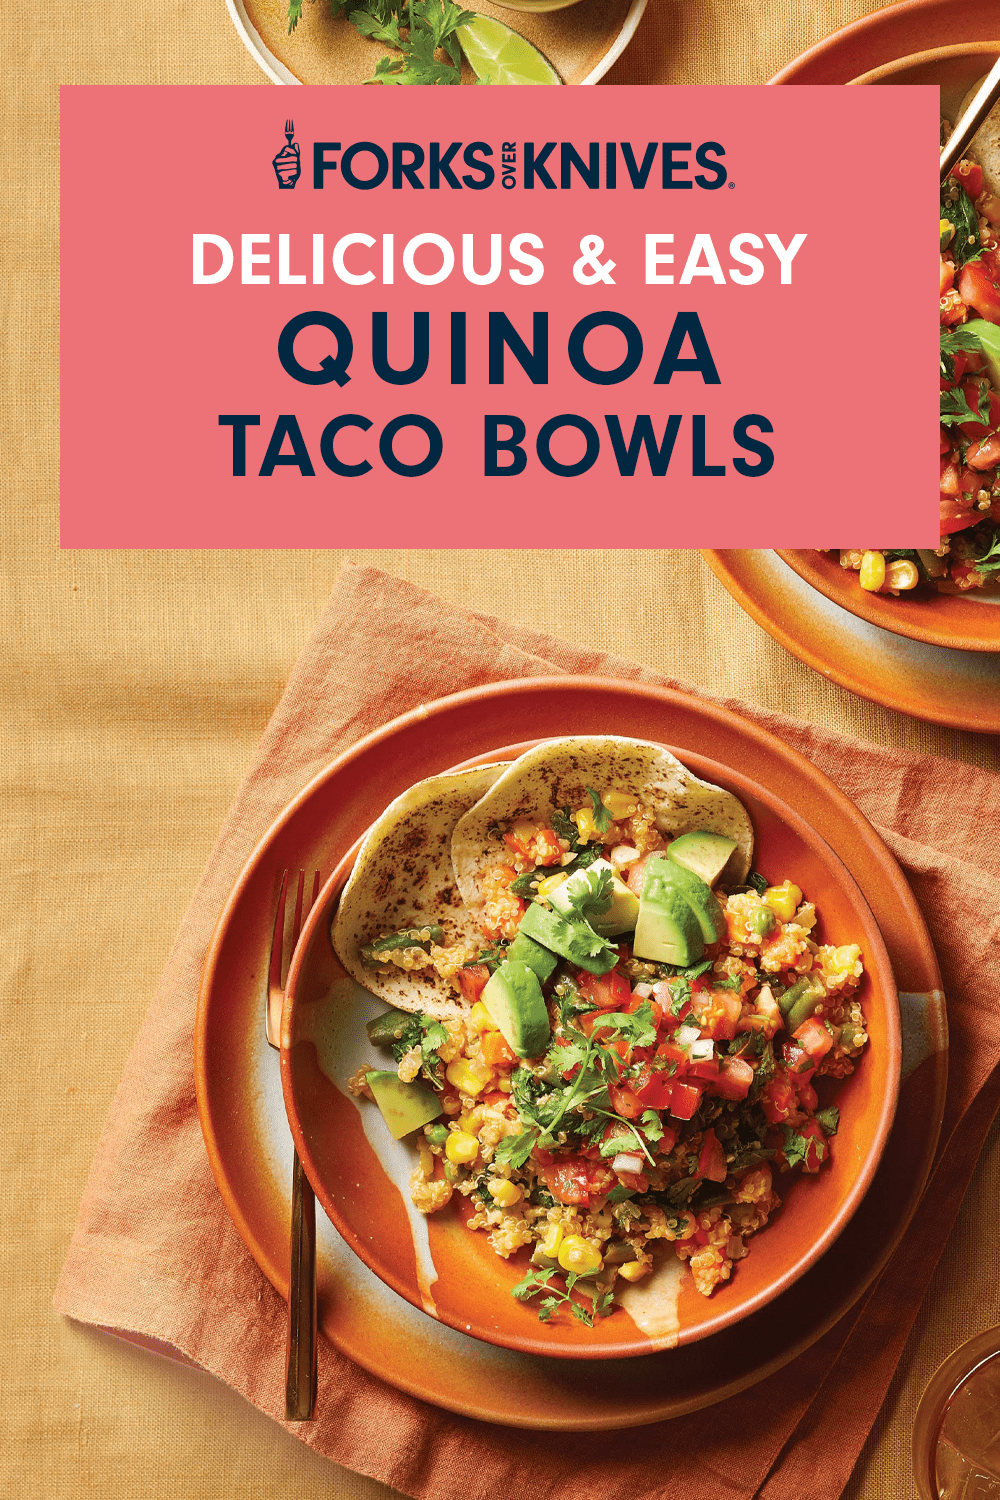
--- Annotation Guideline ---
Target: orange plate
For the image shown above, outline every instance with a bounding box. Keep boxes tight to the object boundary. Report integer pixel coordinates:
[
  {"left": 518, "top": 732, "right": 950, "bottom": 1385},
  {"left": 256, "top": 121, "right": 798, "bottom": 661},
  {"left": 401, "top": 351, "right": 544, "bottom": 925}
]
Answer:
[
  {"left": 282, "top": 744, "right": 900, "bottom": 1359},
  {"left": 703, "top": 550, "right": 1000, "bottom": 733},
  {"left": 769, "top": 0, "right": 1000, "bottom": 84},
  {"left": 196, "top": 677, "right": 946, "bottom": 1425}
]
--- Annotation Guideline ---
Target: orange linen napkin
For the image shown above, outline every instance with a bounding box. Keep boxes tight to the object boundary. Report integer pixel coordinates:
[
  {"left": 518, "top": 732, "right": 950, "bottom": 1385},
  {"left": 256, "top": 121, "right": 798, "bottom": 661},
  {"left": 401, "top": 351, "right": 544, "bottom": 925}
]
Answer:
[{"left": 55, "top": 563, "right": 1000, "bottom": 1500}]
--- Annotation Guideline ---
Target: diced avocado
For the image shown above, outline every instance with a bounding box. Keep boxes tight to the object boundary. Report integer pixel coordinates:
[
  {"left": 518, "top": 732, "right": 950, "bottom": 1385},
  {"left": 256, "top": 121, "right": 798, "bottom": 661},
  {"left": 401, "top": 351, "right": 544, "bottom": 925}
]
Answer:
[
  {"left": 965, "top": 318, "right": 1000, "bottom": 390},
  {"left": 648, "top": 856, "right": 726, "bottom": 945},
  {"left": 366, "top": 1007, "right": 415, "bottom": 1046},
  {"left": 507, "top": 931, "right": 559, "bottom": 982},
  {"left": 548, "top": 858, "right": 640, "bottom": 936},
  {"left": 367, "top": 1070, "right": 442, "bottom": 1140},
  {"left": 518, "top": 902, "right": 618, "bottom": 975},
  {"left": 633, "top": 864, "right": 704, "bottom": 966},
  {"left": 482, "top": 959, "right": 550, "bottom": 1059},
  {"left": 667, "top": 830, "right": 739, "bottom": 888}
]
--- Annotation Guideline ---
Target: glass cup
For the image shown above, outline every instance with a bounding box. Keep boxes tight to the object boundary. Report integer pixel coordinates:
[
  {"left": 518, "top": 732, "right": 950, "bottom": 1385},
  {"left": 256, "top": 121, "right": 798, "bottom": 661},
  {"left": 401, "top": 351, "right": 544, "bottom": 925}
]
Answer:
[{"left": 914, "top": 1327, "right": 1000, "bottom": 1499}]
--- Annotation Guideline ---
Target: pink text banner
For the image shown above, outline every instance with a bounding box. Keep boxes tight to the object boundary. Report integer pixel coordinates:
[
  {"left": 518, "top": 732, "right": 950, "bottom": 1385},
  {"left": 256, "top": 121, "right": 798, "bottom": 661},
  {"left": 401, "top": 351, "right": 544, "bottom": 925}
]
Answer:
[{"left": 60, "top": 84, "right": 939, "bottom": 548}]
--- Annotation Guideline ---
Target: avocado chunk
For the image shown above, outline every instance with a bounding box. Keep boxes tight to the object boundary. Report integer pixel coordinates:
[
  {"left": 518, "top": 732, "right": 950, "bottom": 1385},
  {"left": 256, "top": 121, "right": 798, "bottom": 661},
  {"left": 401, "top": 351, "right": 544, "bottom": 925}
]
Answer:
[
  {"left": 667, "top": 830, "right": 739, "bottom": 888},
  {"left": 367, "top": 1070, "right": 442, "bottom": 1140},
  {"left": 518, "top": 901, "right": 618, "bottom": 975},
  {"left": 649, "top": 856, "right": 726, "bottom": 945},
  {"left": 482, "top": 959, "right": 550, "bottom": 1058},
  {"left": 633, "top": 859, "right": 704, "bottom": 966},
  {"left": 547, "top": 858, "right": 639, "bottom": 936},
  {"left": 366, "top": 1007, "right": 415, "bottom": 1047},
  {"left": 507, "top": 931, "right": 559, "bottom": 982}
]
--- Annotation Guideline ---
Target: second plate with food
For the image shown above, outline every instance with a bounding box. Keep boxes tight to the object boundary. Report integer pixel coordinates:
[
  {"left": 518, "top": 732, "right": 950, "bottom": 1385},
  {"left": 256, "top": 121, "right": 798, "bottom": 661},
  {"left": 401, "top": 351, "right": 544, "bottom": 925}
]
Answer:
[{"left": 282, "top": 736, "right": 900, "bottom": 1358}]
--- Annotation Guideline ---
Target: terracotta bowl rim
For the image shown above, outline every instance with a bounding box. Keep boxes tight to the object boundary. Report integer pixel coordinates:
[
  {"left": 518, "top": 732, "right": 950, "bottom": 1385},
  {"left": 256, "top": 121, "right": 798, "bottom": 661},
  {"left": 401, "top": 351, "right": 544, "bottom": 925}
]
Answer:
[
  {"left": 849, "top": 37, "right": 1000, "bottom": 84},
  {"left": 775, "top": 551, "right": 1000, "bottom": 654},
  {"left": 278, "top": 686, "right": 901, "bottom": 1359}
]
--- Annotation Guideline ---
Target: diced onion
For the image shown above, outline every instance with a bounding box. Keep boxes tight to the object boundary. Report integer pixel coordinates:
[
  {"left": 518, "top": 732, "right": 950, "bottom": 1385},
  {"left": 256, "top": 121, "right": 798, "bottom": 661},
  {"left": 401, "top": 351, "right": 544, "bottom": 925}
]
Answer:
[
  {"left": 632, "top": 983, "right": 654, "bottom": 999},
  {"left": 727, "top": 1236, "right": 747, "bottom": 1261},
  {"left": 610, "top": 844, "right": 640, "bottom": 868},
  {"left": 676, "top": 1025, "right": 700, "bottom": 1046},
  {"left": 689, "top": 1038, "right": 714, "bottom": 1061},
  {"left": 612, "top": 1152, "right": 644, "bottom": 1174}
]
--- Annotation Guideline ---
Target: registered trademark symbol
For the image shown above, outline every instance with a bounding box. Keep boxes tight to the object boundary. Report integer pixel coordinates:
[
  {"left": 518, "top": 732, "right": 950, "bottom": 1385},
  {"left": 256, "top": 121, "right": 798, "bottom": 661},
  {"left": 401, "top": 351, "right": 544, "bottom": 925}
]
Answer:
[{"left": 728, "top": 181, "right": 735, "bottom": 189}]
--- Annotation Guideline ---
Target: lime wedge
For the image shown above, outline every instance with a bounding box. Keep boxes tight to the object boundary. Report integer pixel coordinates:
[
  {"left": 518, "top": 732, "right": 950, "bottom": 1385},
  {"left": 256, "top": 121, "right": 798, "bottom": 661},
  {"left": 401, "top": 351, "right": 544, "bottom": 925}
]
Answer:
[{"left": 457, "top": 15, "right": 562, "bottom": 85}]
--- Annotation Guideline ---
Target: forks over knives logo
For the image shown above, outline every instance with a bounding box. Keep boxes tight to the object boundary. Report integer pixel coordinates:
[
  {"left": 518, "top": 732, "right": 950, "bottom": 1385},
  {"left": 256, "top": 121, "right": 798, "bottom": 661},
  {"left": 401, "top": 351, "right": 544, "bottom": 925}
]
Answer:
[{"left": 273, "top": 119, "right": 301, "bottom": 189}]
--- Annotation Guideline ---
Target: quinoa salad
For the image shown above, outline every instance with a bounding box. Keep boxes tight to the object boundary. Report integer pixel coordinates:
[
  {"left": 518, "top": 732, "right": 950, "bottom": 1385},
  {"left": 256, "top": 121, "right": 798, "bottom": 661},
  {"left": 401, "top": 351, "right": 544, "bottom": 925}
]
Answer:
[
  {"left": 350, "top": 785, "right": 869, "bottom": 1328},
  {"left": 821, "top": 139, "right": 1000, "bottom": 599}
]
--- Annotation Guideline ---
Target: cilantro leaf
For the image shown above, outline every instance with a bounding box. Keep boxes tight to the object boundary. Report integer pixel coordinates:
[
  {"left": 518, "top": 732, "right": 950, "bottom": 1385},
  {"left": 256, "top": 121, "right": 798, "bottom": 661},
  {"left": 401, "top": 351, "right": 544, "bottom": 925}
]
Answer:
[
  {"left": 509, "top": 870, "right": 542, "bottom": 898},
  {"left": 943, "top": 180, "right": 984, "bottom": 270},
  {"left": 974, "top": 531, "right": 1000, "bottom": 574},
  {"left": 558, "top": 863, "right": 614, "bottom": 920},
  {"left": 606, "top": 1184, "right": 637, "bottom": 1204},
  {"left": 747, "top": 872, "right": 769, "bottom": 897},
  {"left": 597, "top": 1002, "right": 658, "bottom": 1050},
  {"left": 494, "top": 1129, "right": 537, "bottom": 1170},
  {"left": 587, "top": 788, "right": 614, "bottom": 835},
  {"left": 941, "top": 326, "right": 988, "bottom": 382},
  {"left": 287, "top": 0, "right": 303, "bottom": 30},
  {"left": 815, "top": 1106, "right": 840, "bottom": 1136},
  {"left": 941, "top": 382, "right": 992, "bottom": 428},
  {"left": 639, "top": 1109, "right": 664, "bottom": 1144}
]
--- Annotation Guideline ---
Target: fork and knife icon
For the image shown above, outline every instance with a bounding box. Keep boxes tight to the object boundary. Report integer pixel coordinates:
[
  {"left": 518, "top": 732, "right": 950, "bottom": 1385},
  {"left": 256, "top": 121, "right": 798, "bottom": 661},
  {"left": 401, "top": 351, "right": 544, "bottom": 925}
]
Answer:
[{"left": 273, "top": 118, "right": 302, "bottom": 189}]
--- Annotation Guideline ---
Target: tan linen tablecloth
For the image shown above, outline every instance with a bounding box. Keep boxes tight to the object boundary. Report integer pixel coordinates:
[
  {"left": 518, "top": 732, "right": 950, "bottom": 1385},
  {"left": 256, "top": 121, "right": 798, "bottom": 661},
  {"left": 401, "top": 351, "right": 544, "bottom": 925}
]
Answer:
[
  {"left": 6, "top": 0, "right": 1000, "bottom": 1494},
  {"left": 48, "top": 561, "right": 1000, "bottom": 1500}
]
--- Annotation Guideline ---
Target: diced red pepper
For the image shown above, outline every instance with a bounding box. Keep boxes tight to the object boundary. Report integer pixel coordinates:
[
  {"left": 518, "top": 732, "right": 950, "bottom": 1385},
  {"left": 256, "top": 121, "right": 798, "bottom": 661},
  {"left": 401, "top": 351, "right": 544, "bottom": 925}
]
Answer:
[
  {"left": 634, "top": 1069, "right": 674, "bottom": 1110},
  {"left": 960, "top": 258, "right": 1000, "bottom": 325},
  {"left": 955, "top": 158, "right": 984, "bottom": 199}
]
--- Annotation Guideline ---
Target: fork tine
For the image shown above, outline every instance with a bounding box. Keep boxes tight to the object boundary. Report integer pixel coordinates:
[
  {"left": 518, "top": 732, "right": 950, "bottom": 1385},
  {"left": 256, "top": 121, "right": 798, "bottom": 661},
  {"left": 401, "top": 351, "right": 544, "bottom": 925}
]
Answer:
[{"left": 267, "top": 870, "right": 289, "bottom": 1047}]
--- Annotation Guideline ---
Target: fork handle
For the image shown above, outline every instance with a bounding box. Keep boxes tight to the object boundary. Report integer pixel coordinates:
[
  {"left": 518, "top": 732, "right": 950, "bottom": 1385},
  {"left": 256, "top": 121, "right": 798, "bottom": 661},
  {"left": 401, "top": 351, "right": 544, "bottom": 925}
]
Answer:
[{"left": 285, "top": 1152, "right": 317, "bottom": 1421}]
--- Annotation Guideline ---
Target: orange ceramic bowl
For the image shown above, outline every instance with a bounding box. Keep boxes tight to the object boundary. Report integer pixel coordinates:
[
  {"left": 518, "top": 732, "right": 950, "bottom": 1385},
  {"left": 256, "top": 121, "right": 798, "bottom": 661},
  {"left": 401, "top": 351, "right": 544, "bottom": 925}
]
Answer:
[
  {"left": 280, "top": 686, "right": 900, "bottom": 1360},
  {"left": 773, "top": 41, "right": 1000, "bottom": 654}
]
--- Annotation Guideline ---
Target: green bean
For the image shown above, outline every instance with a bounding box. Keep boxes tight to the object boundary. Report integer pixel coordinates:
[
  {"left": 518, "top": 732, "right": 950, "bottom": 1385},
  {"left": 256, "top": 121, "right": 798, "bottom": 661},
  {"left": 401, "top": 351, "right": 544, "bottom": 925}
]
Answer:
[
  {"left": 787, "top": 989, "right": 823, "bottom": 1033},
  {"left": 365, "top": 1007, "right": 415, "bottom": 1045},
  {"left": 777, "top": 978, "right": 810, "bottom": 1017},
  {"left": 361, "top": 925, "right": 443, "bottom": 961}
]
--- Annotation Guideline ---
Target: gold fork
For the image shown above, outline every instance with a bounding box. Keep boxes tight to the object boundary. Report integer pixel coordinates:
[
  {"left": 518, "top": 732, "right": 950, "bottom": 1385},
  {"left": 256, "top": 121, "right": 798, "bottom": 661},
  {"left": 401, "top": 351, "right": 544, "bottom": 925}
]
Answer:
[{"left": 267, "top": 869, "right": 320, "bottom": 1421}]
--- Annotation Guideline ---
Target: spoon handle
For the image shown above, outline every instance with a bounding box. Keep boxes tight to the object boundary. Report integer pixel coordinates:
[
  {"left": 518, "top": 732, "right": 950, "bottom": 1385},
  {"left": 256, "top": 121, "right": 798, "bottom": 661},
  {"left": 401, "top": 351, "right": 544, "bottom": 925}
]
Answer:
[{"left": 941, "top": 52, "right": 1000, "bottom": 182}]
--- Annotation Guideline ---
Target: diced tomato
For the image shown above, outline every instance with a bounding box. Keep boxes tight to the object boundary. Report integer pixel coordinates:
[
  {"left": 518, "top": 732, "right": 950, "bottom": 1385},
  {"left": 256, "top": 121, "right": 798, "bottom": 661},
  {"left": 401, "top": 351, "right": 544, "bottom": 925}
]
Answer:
[
  {"left": 941, "top": 457, "right": 961, "bottom": 497},
  {"left": 781, "top": 1042, "right": 817, "bottom": 1076},
  {"left": 760, "top": 1074, "right": 797, "bottom": 1124},
  {"left": 626, "top": 853, "right": 655, "bottom": 896},
  {"left": 955, "top": 159, "right": 984, "bottom": 199},
  {"left": 940, "top": 498, "right": 976, "bottom": 534},
  {"left": 657, "top": 1125, "right": 677, "bottom": 1155},
  {"left": 691, "top": 991, "right": 743, "bottom": 1041},
  {"left": 792, "top": 1018, "right": 834, "bottom": 1059},
  {"left": 455, "top": 964, "right": 489, "bottom": 1005},
  {"left": 959, "top": 259, "right": 1000, "bottom": 324},
  {"left": 627, "top": 990, "right": 664, "bottom": 1028},
  {"left": 688, "top": 1057, "right": 720, "bottom": 1081},
  {"left": 483, "top": 1089, "right": 510, "bottom": 1109},
  {"left": 796, "top": 1080, "right": 819, "bottom": 1112},
  {"left": 966, "top": 433, "right": 1000, "bottom": 471},
  {"left": 941, "top": 426, "right": 952, "bottom": 455},
  {"left": 541, "top": 1155, "right": 614, "bottom": 1206},
  {"left": 609, "top": 1082, "right": 644, "bottom": 1119},
  {"left": 958, "top": 382, "right": 1000, "bottom": 440},
  {"left": 712, "top": 1055, "right": 754, "bottom": 1100},
  {"left": 668, "top": 1080, "right": 704, "bottom": 1121},
  {"left": 655, "top": 1040, "right": 689, "bottom": 1070},
  {"left": 940, "top": 255, "right": 955, "bottom": 295},
  {"left": 696, "top": 1128, "right": 727, "bottom": 1183},
  {"left": 481, "top": 1031, "right": 517, "bottom": 1069},
  {"left": 578, "top": 969, "right": 630, "bottom": 1011},
  {"left": 634, "top": 1068, "right": 674, "bottom": 1109}
]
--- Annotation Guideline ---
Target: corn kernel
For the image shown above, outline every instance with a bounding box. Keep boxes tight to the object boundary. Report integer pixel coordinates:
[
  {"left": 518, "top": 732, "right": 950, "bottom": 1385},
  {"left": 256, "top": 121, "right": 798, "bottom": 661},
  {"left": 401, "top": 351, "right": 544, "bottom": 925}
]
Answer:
[
  {"left": 762, "top": 881, "right": 803, "bottom": 923},
  {"left": 859, "top": 550, "right": 886, "bottom": 592},
  {"left": 417, "top": 1142, "right": 434, "bottom": 1177},
  {"left": 487, "top": 1178, "right": 522, "bottom": 1207},
  {"left": 886, "top": 559, "right": 919, "bottom": 592},
  {"left": 470, "top": 1001, "right": 499, "bottom": 1033},
  {"left": 557, "top": 1235, "right": 603, "bottom": 1276},
  {"left": 828, "top": 943, "right": 862, "bottom": 975},
  {"left": 573, "top": 807, "right": 601, "bottom": 843},
  {"left": 617, "top": 1260, "right": 650, "bottom": 1283},
  {"left": 603, "top": 790, "right": 637, "bottom": 819},
  {"left": 537, "top": 871, "right": 570, "bottom": 898},
  {"left": 445, "top": 1057, "right": 492, "bottom": 1097},
  {"left": 496, "top": 1076, "right": 512, "bottom": 1093},
  {"left": 540, "top": 1222, "right": 564, "bottom": 1258},
  {"left": 445, "top": 1131, "right": 479, "bottom": 1165},
  {"left": 513, "top": 817, "right": 539, "bottom": 844},
  {"left": 459, "top": 1107, "right": 485, "bottom": 1135}
]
